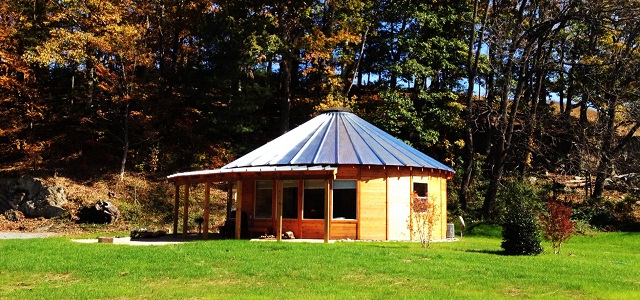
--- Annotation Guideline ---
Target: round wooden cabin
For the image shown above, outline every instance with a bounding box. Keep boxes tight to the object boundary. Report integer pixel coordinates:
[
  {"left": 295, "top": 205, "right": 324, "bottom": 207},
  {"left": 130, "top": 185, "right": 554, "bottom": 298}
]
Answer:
[{"left": 167, "top": 109, "right": 454, "bottom": 242}]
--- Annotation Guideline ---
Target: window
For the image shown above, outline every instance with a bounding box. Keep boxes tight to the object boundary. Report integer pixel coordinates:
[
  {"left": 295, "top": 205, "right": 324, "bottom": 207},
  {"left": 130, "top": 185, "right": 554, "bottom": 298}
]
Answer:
[
  {"left": 333, "top": 180, "right": 356, "bottom": 219},
  {"left": 412, "top": 182, "right": 429, "bottom": 213},
  {"left": 282, "top": 180, "right": 298, "bottom": 219},
  {"left": 303, "top": 180, "right": 325, "bottom": 219},
  {"left": 254, "top": 181, "right": 273, "bottom": 219}
]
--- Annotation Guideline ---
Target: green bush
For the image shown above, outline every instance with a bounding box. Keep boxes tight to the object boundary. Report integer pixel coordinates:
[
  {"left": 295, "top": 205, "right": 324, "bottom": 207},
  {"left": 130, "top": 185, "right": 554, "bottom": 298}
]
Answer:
[
  {"left": 499, "top": 180, "right": 543, "bottom": 255},
  {"left": 501, "top": 201, "right": 543, "bottom": 255}
]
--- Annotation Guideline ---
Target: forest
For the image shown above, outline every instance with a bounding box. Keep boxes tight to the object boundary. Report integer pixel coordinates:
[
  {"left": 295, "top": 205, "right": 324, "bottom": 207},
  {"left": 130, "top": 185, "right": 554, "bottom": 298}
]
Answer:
[{"left": 1, "top": 0, "right": 639, "bottom": 227}]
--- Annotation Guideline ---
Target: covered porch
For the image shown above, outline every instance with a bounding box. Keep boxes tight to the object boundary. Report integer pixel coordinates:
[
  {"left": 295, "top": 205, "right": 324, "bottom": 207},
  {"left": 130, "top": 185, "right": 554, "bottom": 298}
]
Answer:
[{"left": 167, "top": 166, "right": 337, "bottom": 243}]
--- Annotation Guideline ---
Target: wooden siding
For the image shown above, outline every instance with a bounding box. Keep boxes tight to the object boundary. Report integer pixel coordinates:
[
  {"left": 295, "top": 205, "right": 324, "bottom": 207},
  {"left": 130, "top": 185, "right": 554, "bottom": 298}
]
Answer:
[
  {"left": 251, "top": 219, "right": 272, "bottom": 235},
  {"left": 300, "top": 220, "right": 324, "bottom": 239},
  {"left": 387, "top": 175, "right": 411, "bottom": 240},
  {"left": 330, "top": 221, "right": 357, "bottom": 239},
  {"left": 359, "top": 175, "right": 387, "bottom": 240},
  {"left": 440, "top": 176, "right": 449, "bottom": 239},
  {"left": 409, "top": 175, "right": 447, "bottom": 241},
  {"left": 281, "top": 219, "right": 299, "bottom": 237},
  {"left": 335, "top": 165, "right": 359, "bottom": 179},
  {"left": 429, "top": 176, "right": 448, "bottom": 240},
  {"left": 241, "top": 180, "right": 255, "bottom": 218}
]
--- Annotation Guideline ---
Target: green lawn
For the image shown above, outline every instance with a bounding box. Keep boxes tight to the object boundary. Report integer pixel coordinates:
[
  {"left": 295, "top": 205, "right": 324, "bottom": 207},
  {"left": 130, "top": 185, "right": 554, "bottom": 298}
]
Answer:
[{"left": 0, "top": 231, "right": 638, "bottom": 299}]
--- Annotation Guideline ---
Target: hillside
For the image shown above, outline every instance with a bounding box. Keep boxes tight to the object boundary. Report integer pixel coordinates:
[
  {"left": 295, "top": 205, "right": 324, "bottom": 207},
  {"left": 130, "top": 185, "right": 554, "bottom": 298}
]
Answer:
[{"left": 1, "top": 104, "right": 639, "bottom": 234}]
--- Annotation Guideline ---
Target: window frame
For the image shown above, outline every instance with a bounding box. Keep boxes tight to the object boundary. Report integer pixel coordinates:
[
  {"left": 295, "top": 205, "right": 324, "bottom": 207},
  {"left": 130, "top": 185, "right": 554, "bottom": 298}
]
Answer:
[{"left": 412, "top": 182, "right": 429, "bottom": 213}]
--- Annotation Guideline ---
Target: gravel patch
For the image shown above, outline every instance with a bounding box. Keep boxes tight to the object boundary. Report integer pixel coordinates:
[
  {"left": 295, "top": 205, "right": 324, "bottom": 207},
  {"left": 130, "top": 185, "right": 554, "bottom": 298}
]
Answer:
[
  {"left": 0, "top": 231, "right": 58, "bottom": 239},
  {"left": 72, "top": 236, "right": 186, "bottom": 246}
]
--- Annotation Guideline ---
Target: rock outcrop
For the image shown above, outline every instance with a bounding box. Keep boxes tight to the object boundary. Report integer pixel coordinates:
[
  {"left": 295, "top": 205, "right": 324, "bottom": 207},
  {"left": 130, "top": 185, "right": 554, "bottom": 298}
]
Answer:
[
  {"left": 0, "top": 176, "right": 68, "bottom": 219},
  {"left": 77, "top": 200, "right": 120, "bottom": 224}
]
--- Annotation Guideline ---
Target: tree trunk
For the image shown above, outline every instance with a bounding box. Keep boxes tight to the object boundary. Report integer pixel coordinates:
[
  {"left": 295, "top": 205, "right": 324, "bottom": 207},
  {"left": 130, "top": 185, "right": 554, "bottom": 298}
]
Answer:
[
  {"left": 119, "top": 101, "right": 130, "bottom": 181},
  {"left": 522, "top": 43, "right": 552, "bottom": 175},
  {"left": 459, "top": 0, "right": 485, "bottom": 212},
  {"left": 483, "top": 34, "right": 534, "bottom": 219},
  {"left": 592, "top": 93, "right": 617, "bottom": 198},
  {"left": 279, "top": 56, "right": 292, "bottom": 134},
  {"left": 345, "top": 26, "right": 370, "bottom": 97}
]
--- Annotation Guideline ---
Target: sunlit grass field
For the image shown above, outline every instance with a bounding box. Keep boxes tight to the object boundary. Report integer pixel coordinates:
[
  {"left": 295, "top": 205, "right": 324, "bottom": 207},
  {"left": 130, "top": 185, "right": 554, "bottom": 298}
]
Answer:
[{"left": 0, "top": 229, "right": 638, "bottom": 299}]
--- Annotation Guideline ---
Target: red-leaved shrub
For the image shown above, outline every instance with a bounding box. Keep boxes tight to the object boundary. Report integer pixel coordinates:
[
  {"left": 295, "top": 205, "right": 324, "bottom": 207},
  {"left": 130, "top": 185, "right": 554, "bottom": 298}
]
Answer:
[{"left": 540, "top": 200, "right": 575, "bottom": 254}]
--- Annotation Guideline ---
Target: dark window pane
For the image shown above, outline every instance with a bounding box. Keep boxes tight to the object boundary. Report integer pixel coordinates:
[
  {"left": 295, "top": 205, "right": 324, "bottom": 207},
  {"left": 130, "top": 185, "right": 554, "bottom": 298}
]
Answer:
[
  {"left": 413, "top": 182, "right": 428, "bottom": 198},
  {"left": 255, "top": 181, "right": 272, "bottom": 219},
  {"left": 282, "top": 180, "right": 298, "bottom": 219},
  {"left": 304, "top": 180, "right": 325, "bottom": 219},
  {"left": 412, "top": 182, "right": 429, "bottom": 213},
  {"left": 333, "top": 180, "right": 357, "bottom": 219}
]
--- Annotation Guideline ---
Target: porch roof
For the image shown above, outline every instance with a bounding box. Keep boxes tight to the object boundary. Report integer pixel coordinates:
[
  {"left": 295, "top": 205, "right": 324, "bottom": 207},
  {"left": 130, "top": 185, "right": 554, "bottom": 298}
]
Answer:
[{"left": 167, "top": 165, "right": 337, "bottom": 184}]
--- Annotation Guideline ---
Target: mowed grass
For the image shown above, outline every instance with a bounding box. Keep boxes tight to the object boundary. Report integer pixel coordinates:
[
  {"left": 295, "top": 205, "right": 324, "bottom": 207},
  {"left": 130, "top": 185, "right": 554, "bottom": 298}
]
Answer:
[{"left": 0, "top": 231, "right": 638, "bottom": 299}]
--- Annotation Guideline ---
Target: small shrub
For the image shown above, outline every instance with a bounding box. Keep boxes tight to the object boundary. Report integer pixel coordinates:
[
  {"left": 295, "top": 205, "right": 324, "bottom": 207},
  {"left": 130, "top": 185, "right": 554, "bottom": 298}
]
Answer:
[
  {"left": 573, "top": 219, "right": 598, "bottom": 236},
  {"left": 411, "top": 192, "right": 439, "bottom": 248},
  {"left": 540, "top": 200, "right": 575, "bottom": 254},
  {"left": 501, "top": 201, "right": 543, "bottom": 255},
  {"left": 499, "top": 180, "right": 543, "bottom": 255}
]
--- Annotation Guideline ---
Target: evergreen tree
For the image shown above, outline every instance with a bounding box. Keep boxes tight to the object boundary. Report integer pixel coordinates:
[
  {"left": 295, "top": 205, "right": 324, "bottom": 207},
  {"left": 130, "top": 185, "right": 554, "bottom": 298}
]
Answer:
[
  {"left": 499, "top": 181, "right": 543, "bottom": 255},
  {"left": 501, "top": 201, "right": 543, "bottom": 255}
]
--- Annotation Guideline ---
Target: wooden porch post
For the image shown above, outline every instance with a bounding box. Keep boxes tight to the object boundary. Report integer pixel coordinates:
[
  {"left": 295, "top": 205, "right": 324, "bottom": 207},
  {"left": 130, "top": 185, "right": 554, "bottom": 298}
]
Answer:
[
  {"left": 276, "top": 180, "right": 283, "bottom": 242},
  {"left": 203, "top": 182, "right": 210, "bottom": 239},
  {"left": 173, "top": 184, "right": 180, "bottom": 237},
  {"left": 235, "top": 181, "right": 243, "bottom": 239},
  {"left": 183, "top": 184, "right": 190, "bottom": 238},
  {"left": 226, "top": 182, "right": 233, "bottom": 219},
  {"left": 324, "top": 179, "right": 331, "bottom": 243}
]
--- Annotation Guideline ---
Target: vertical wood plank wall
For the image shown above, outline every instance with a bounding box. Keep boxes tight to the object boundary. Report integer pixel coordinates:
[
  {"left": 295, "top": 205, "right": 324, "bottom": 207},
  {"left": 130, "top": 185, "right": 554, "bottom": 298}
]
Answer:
[
  {"left": 440, "top": 176, "right": 448, "bottom": 239},
  {"left": 430, "top": 176, "right": 447, "bottom": 240},
  {"left": 359, "top": 167, "right": 387, "bottom": 240},
  {"left": 409, "top": 175, "right": 447, "bottom": 240},
  {"left": 387, "top": 169, "right": 411, "bottom": 240}
]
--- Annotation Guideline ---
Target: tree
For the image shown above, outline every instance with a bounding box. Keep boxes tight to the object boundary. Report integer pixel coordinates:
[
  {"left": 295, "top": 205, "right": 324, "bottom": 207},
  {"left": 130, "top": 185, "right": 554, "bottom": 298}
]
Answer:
[
  {"left": 581, "top": 0, "right": 640, "bottom": 199},
  {"left": 27, "top": 0, "right": 154, "bottom": 180},
  {"left": 501, "top": 200, "right": 543, "bottom": 255},
  {"left": 500, "top": 181, "right": 543, "bottom": 256},
  {"left": 540, "top": 199, "right": 575, "bottom": 254},
  {"left": 0, "top": 0, "right": 54, "bottom": 171},
  {"left": 480, "top": 0, "right": 581, "bottom": 219},
  {"left": 460, "top": 0, "right": 490, "bottom": 212}
]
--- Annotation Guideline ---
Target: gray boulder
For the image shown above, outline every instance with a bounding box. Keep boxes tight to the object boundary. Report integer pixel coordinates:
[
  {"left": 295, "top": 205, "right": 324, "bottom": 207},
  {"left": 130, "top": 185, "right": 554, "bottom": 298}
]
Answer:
[{"left": 0, "top": 176, "right": 67, "bottom": 219}]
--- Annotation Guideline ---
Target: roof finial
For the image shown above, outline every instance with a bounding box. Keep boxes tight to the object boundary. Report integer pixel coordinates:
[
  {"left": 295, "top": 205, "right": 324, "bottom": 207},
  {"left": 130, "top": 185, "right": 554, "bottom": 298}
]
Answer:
[{"left": 321, "top": 107, "right": 352, "bottom": 114}]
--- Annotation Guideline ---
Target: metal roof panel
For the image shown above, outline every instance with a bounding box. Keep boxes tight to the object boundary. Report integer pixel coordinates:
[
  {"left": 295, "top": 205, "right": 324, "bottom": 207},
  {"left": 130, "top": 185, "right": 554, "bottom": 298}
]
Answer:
[{"left": 221, "top": 110, "right": 454, "bottom": 173}]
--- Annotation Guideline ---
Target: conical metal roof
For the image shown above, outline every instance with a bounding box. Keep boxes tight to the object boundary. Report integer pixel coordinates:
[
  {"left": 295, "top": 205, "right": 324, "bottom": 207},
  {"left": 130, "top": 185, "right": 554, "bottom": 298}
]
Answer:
[{"left": 222, "top": 109, "right": 454, "bottom": 173}]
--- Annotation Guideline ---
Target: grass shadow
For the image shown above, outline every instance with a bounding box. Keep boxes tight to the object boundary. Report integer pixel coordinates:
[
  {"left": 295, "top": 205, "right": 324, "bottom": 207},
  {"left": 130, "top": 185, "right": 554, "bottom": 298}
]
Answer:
[{"left": 464, "top": 249, "right": 505, "bottom": 255}]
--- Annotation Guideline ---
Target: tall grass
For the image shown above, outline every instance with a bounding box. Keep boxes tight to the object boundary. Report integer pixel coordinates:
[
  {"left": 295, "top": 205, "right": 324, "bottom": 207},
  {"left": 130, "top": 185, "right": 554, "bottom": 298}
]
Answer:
[{"left": 0, "top": 231, "right": 638, "bottom": 299}]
